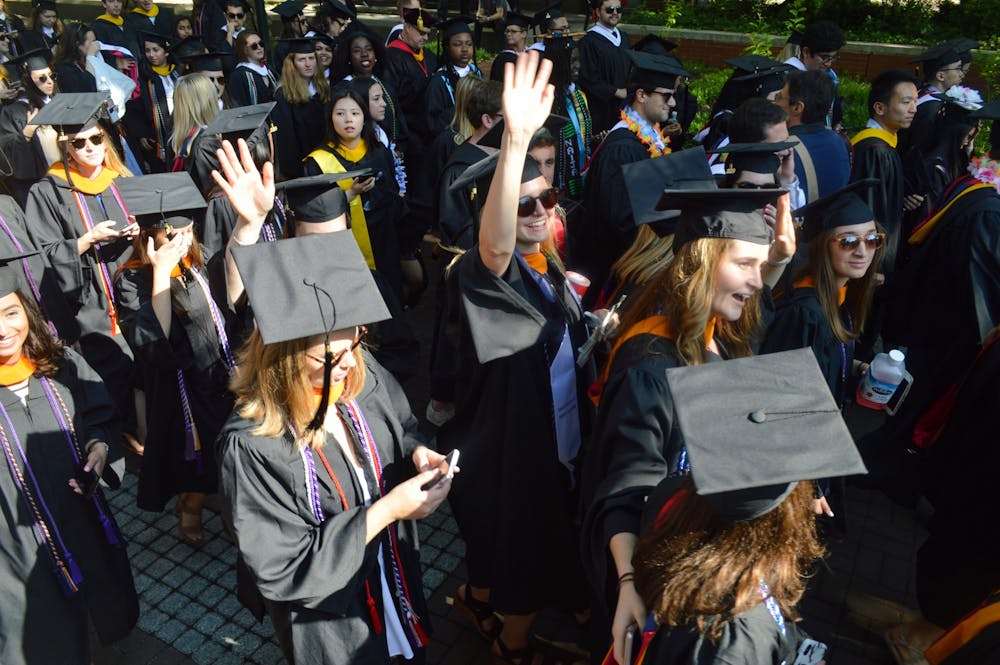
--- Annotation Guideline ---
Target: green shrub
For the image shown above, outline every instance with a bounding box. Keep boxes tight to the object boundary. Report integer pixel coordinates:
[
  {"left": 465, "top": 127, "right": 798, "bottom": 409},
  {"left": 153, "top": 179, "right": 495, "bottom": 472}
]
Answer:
[
  {"left": 684, "top": 61, "right": 734, "bottom": 131},
  {"left": 837, "top": 73, "right": 871, "bottom": 134}
]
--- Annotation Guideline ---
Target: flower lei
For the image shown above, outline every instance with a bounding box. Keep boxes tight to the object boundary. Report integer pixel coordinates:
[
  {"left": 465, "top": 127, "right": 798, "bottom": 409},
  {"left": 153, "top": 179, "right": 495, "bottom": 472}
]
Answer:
[
  {"left": 944, "top": 85, "right": 983, "bottom": 111},
  {"left": 969, "top": 155, "right": 1000, "bottom": 192},
  {"left": 621, "top": 105, "right": 668, "bottom": 158}
]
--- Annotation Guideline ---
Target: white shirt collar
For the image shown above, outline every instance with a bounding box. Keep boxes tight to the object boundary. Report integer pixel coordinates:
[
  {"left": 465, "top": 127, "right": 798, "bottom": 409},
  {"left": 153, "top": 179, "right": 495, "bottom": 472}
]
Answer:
[{"left": 587, "top": 23, "right": 620, "bottom": 46}]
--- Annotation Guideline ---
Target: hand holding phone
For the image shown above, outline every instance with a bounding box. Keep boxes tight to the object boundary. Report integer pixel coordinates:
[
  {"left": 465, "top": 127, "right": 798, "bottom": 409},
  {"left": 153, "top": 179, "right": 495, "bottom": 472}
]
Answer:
[
  {"left": 420, "top": 449, "right": 459, "bottom": 490},
  {"left": 72, "top": 464, "right": 100, "bottom": 498}
]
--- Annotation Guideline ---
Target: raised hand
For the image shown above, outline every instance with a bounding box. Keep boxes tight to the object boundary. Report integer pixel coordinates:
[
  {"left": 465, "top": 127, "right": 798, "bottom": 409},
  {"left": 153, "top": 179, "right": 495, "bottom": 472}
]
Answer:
[
  {"left": 769, "top": 192, "right": 796, "bottom": 264},
  {"left": 501, "top": 50, "right": 555, "bottom": 143},
  {"left": 212, "top": 138, "right": 275, "bottom": 233},
  {"left": 147, "top": 231, "right": 191, "bottom": 277}
]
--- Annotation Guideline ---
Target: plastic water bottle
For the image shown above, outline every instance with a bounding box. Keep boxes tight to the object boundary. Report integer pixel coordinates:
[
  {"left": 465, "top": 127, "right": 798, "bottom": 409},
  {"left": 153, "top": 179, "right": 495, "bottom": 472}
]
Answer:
[{"left": 856, "top": 350, "right": 909, "bottom": 411}]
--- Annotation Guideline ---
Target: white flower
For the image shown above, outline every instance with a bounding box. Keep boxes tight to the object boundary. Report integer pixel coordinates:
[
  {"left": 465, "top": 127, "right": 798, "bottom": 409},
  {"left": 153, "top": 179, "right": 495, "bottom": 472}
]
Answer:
[{"left": 945, "top": 86, "right": 984, "bottom": 110}]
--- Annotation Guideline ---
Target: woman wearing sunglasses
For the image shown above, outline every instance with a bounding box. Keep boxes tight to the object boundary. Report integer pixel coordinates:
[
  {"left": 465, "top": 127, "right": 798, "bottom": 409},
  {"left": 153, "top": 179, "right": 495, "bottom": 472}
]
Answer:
[
  {"left": 226, "top": 31, "right": 277, "bottom": 107},
  {"left": 760, "top": 181, "right": 882, "bottom": 520},
  {"left": 24, "top": 94, "right": 142, "bottom": 456},
  {"left": 0, "top": 50, "right": 56, "bottom": 207},
  {"left": 438, "top": 53, "right": 595, "bottom": 664}
]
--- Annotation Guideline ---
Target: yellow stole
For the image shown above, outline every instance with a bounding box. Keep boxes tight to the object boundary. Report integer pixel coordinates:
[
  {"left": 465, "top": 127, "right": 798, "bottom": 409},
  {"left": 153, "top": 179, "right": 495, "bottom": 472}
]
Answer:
[
  {"left": 908, "top": 181, "right": 994, "bottom": 245},
  {"left": 851, "top": 126, "right": 897, "bottom": 148},
  {"left": 151, "top": 64, "right": 174, "bottom": 77},
  {"left": 46, "top": 165, "right": 120, "bottom": 195},
  {"left": 132, "top": 4, "right": 159, "bottom": 17},
  {"left": 0, "top": 357, "right": 36, "bottom": 386},
  {"left": 305, "top": 143, "right": 377, "bottom": 270},
  {"left": 96, "top": 13, "right": 124, "bottom": 25},
  {"left": 794, "top": 275, "right": 847, "bottom": 306}
]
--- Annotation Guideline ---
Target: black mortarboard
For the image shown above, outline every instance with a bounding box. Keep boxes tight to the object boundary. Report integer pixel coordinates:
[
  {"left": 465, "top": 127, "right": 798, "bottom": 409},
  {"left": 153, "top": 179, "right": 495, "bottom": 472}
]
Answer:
[
  {"left": 271, "top": 0, "right": 305, "bottom": 18},
  {"left": 34, "top": 0, "right": 56, "bottom": 12},
  {"left": 793, "top": 179, "right": 877, "bottom": 241},
  {"left": 438, "top": 16, "right": 474, "bottom": 41},
  {"left": 479, "top": 114, "right": 570, "bottom": 150},
  {"left": 944, "top": 36, "right": 979, "bottom": 64},
  {"left": 532, "top": 1, "right": 563, "bottom": 32},
  {"left": 279, "top": 37, "right": 317, "bottom": 54},
  {"left": 666, "top": 348, "right": 866, "bottom": 522},
  {"left": 722, "top": 55, "right": 791, "bottom": 99},
  {"left": 138, "top": 30, "right": 171, "bottom": 50},
  {"left": 969, "top": 100, "right": 1000, "bottom": 120},
  {"left": 184, "top": 52, "right": 225, "bottom": 72},
  {"left": 632, "top": 34, "right": 678, "bottom": 56},
  {"left": 911, "top": 42, "right": 964, "bottom": 76},
  {"left": 170, "top": 37, "right": 207, "bottom": 59},
  {"left": 5, "top": 48, "right": 50, "bottom": 75},
  {"left": 276, "top": 170, "right": 371, "bottom": 223},
  {"left": 726, "top": 55, "right": 788, "bottom": 76},
  {"left": 231, "top": 234, "right": 391, "bottom": 345},
  {"left": 116, "top": 172, "right": 207, "bottom": 229},
  {"left": 30, "top": 92, "right": 109, "bottom": 136},
  {"left": 713, "top": 140, "right": 798, "bottom": 176},
  {"left": 322, "top": 0, "right": 356, "bottom": 20},
  {"left": 622, "top": 146, "right": 716, "bottom": 228},
  {"left": 628, "top": 50, "right": 690, "bottom": 89},
  {"left": 401, "top": 7, "right": 437, "bottom": 29},
  {"left": 656, "top": 187, "right": 781, "bottom": 252},
  {"left": 504, "top": 11, "right": 533, "bottom": 30},
  {"left": 203, "top": 102, "right": 275, "bottom": 138},
  {"left": 0, "top": 251, "right": 39, "bottom": 299}
]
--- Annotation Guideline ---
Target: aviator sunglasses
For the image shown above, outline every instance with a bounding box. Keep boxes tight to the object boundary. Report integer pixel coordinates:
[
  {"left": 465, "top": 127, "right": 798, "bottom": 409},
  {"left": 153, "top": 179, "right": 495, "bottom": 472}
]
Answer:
[
  {"left": 831, "top": 231, "right": 885, "bottom": 251},
  {"left": 69, "top": 134, "right": 105, "bottom": 149},
  {"left": 517, "top": 188, "right": 559, "bottom": 216}
]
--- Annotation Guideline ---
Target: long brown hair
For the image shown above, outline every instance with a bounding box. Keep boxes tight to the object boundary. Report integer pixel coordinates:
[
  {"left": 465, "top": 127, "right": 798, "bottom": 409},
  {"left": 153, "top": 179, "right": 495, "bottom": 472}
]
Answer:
[
  {"left": 634, "top": 480, "right": 823, "bottom": 641},
  {"left": 610, "top": 226, "right": 674, "bottom": 292},
  {"left": 17, "top": 291, "right": 65, "bottom": 377},
  {"left": 615, "top": 238, "right": 760, "bottom": 365},
  {"left": 280, "top": 53, "right": 331, "bottom": 106},
  {"left": 799, "top": 227, "right": 883, "bottom": 344},
  {"left": 229, "top": 329, "right": 366, "bottom": 449}
]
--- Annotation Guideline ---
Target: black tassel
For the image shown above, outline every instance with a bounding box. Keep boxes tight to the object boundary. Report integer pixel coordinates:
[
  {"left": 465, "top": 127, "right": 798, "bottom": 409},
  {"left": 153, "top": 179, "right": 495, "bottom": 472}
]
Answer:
[{"left": 305, "top": 341, "right": 333, "bottom": 433}]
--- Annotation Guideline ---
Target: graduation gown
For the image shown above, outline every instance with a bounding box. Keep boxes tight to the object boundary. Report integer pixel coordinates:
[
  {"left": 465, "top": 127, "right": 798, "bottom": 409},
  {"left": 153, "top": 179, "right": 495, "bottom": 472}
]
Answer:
[
  {"left": 435, "top": 140, "right": 487, "bottom": 248},
  {"left": 380, "top": 42, "right": 437, "bottom": 150},
  {"left": 272, "top": 87, "right": 327, "bottom": 180},
  {"left": 123, "top": 6, "right": 176, "bottom": 39},
  {"left": 24, "top": 173, "right": 137, "bottom": 434},
  {"left": 572, "top": 128, "right": 648, "bottom": 303},
  {"left": 424, "top": 67, "right": 481, "bottom": 143},
  {"left": 850, "top": 131, "right": 905, "bottom": 275},
  {"left": 0, "top": 99, "right": 48, "bottom": 207},
  {"left": 54, "top": 61, "right": 98, "bottom": 94},
  {"left": 198, "top": 191, "right": 286, "bottom": 259},
  {"left": 489, "top": 50, "right": 517, "bottom": 82},
  {"left": 225, "top": 64, "right": 278, "bottom": 107},
  {"left": 18, "top": 28, "right": 57, "bottom": 53},
  {"left": 124, "top": 68, "right": 179, "bottom": 173},
  {"left": 438, "top": 249, "right": 594, "bottom": 614},
  {"left": 577, "top": 29, "right": 630, "bottom": 135},
  {"left": 0, "top": 349, "right": 137, "bottom": 665},
  {"left": 217, "top": 353, "right": 432, "bottom": 665},
  {"left": 114, "top": 264, "right": 235, "bottom": 511},
  {"left": 91, "top": 17, "right": 140, "bottom": 64}
]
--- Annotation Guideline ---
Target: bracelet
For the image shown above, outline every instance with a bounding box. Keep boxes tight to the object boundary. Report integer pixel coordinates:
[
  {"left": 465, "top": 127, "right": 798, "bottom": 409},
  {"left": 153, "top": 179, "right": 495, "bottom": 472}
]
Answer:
[
  {"left": 766, "top": 255, "right": 793, "bottom": 267},
  {"left": 617, "top": 571, "right": 635, "bottom": 589},
  {"left": 87, "top": 440, "right": 110, "bottom": 456}
]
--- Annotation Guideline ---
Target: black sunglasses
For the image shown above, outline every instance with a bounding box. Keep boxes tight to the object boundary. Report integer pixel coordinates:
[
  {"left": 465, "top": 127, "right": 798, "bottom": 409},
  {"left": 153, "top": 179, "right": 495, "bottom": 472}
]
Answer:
[
  {"left": 734, "top": 182, "right": 782, "bottom": 190},
  {"left": 832, "top": 232, "right": 885, "bottom": 251},
  {"left": 247, "top": 40, "right": 263, "bottom": 49},
  {"left": 35, "top": 72, "right": 56, "bottom": 83},
  {"left": 306, "top": 327, "right": 367, "bottom": 366},
  {"left": 517, "top": 188, "right": 559, "bottom": 216},
  {"left": 69, "top": 134, "right": 104, "bottom": 149},
  {"left": 227, "top": 11, "right": 244, "bottom": 18},
  {"left": 604, "top": 5, "right": 623, "bottom": 12}
]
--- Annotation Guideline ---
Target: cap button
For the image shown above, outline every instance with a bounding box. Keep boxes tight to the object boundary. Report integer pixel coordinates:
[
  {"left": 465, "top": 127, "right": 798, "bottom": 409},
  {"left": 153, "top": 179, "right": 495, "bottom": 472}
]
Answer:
[{"left": 749, "top": 410, "right": 767, "bottom": 423}]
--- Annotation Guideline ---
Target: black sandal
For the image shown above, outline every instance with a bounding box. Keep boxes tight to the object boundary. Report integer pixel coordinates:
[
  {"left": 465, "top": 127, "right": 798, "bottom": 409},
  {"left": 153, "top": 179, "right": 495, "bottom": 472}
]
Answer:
[
  {"left": 445, "top": 584, "right": 502, "bottom": 642},
  {"left": 492, "top": 634, "right": 537, "bottom": 665}
]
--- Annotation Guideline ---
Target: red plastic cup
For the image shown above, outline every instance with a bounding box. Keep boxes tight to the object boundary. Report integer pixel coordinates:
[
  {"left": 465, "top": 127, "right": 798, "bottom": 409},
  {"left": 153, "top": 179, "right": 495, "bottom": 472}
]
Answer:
[{"left": 566, "top": 271, "right": 590, "bottom": 297}]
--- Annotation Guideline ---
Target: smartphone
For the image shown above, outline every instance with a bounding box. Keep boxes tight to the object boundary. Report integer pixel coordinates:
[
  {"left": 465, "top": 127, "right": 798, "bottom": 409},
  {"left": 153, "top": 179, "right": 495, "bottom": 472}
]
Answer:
[
  {"left": 420, "top": 449, "right": 460, "bottom": 490},
  {"left": 74, "top": 464, "right": 100, "bottom": 498},
  {"left": 793, "top": 638, "right": 827, "bottom": 665},
  {"left": 623, "top": 624, "right": 638, "bottom": 664}
]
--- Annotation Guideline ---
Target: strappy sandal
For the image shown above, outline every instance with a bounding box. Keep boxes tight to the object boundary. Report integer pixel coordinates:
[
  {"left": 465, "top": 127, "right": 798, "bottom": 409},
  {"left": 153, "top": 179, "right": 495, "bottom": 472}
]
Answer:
[
  {"left": 445, "top": 584, "right": 502, "bottom": 642},
  {"left": 884, "top": 626, "right": 930, "bottom": 665},
  {"left": 175, "top": 495, "right": 204, "bottom": 545},
  {"left": 492, "top": 635, "right": 539, "bottom": 665}
]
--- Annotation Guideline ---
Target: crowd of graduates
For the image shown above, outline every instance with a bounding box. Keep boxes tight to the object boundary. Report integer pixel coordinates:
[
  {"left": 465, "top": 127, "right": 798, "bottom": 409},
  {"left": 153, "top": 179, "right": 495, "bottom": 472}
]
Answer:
[{"left": 0, "top": 0, "right": 997, "bottom": 663}]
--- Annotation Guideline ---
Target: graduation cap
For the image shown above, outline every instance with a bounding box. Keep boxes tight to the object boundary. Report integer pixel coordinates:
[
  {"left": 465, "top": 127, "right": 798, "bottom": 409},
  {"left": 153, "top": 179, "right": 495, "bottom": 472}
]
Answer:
[
  {"left": 447, "top": 152, "right": 543, "bottom": 199},
  {"left": 621, "top": 146, "right": 716, "bottom": 228},
  {"left": 944, "top": 36, "right": 979, "bottom": 64},
  {"left": 116, "top": 172, "right": 207, "bottom": 229},
  {"left": 479, "top": 113, "right": 570, "bottom": 150},
  {"left": 663, "top": 348, "right": 866, "bottom": 522},
  {"left": 184, "top": 52, "right": 225, "bottom": 73},
  {"left": 0, "top": 251, "right": 39, "bottom": 299},
  {"left": 504, "top": 11, "right": 533, "bottom": 30},
  {"left": 321, "top": 0, "right": 356, "bottom": 21},
  {"left": 138, "top": 30, "right": 171, "bottom": 50},
  {"left": 401, "top": 7, "right": 437, "bottom": 30},
  {"left": 627, "top": 50, "right": 690, "bottom": 90},
  {"left": 656, "top": 187, "right": 782, "bottom": 252},
  {"left": 793, "top": 178, "right": 877, "bottom": 242},
  {"left": 710, "top": 140, "right": 798, "bottom": 176},
  {"left": 632, "top": 34, "right": 678, "bottom": 56},
  {"left": 438, "top": 16, "right": 474, "bottom": 41},
  {"left": 5, "top": 48, "right": 51, "bottom": 76},
  {"left": 911, "top": 41, "right": 964, "bottom": 73},
  {"left": 170, "top": 36, "right": 207, "bottom": 59},
  {"left": 34, "top": 0, "right": 56, "bottom": 12},
  {"left": 532, "top": 1, "right": 564, "bottom": 32},
  {"left": 30, "top": 92, "right": 109, "bottom": 136},
  {"left": 279, "top": 37, "right": 317, "bottom": 54},
  {"left": 276, "top": 170, "right": 372, "bottom": 223},
  {"left": 204, "top": 102, "right": 275, "bottom": 137},
  {"left": 271, "top": 0, "right": 306, "bottom": 18}
]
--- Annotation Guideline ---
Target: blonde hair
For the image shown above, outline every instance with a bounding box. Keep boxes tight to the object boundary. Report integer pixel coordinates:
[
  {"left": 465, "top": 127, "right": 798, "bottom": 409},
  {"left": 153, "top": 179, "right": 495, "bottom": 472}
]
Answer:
[
  {"left": 280, "top": 53, "right": 331, "bottom": 106},
  {"left": 170, "top": 73, "right": 220, "bottom": 154},
  {"left": 449, "top": 76, "right": 479, "bottom": 139},
  {"left": 230, "top": 329, "right": 366, "bottom": 449},
  {"left": 611, "top": 225, "right": 675, "bottom": 291},
  {"left": 616, "top": 238, "right": 760, "bottom": 365}
]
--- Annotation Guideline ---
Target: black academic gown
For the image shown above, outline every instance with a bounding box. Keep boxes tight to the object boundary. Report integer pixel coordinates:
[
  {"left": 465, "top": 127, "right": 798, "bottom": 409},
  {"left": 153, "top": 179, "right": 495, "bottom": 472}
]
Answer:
[
  {"left": 489, "top": 50, "right": 517, "bottom": 82},
  {"left": 217, "top": 353, "right": 432, "bottom": 665},
  {"left": 435, "top": 141, "right": 487, "bottom": 248},
  {"left": 380, "top": 43, "right": 437, "bottom": 153},
  {"left": 92, "top": 18, "right": 140, "bottom": 64},
  {"left": 0, "top": 99, "right": 48, "bottom": 207},
  {"left": 851, "top": 134, "right": 905, "bottom": 275},
  {"left": 577, "top": 29, "right": 630, "bottom": 135},
  {"left": 18, "top": 28, "right": 57, "bottom": 53},
  {"left": 124, "top": 68, "right": 179, "bottom": 173},
  {"left": 24, "top": 174, "right": 137, "bottom": 435},
  {"left": 438, "top": 249, "right": 594, "bottom": 614},
  {"left": 225, "top": 64, "right": 278, "bottom": 107},
  {"left": 424, "top": 67, "right": 478, "bottom": 143},
  {"left": 273, "top": 88, "right": 327, "bottom": 180},
  {"left": 54, "top": 61, "right": 98, "bottom": 94},
  {"left": 573, "top": 128, "right": 648, "bottom": 305},
  {"left": 115, "top": 263, "right": 235, "bottom": 512},
  {"left": 198, "top": 191, "right": 287, "bottom": 259},
  {"left": 0, "top": 349, "right": 137, "bottom": 665},
  {"left": 123, "top": 6, "right": 176, "bottom": 39},
  {"left": 0, "top": 195, "right": 79, "bottom": 343}
]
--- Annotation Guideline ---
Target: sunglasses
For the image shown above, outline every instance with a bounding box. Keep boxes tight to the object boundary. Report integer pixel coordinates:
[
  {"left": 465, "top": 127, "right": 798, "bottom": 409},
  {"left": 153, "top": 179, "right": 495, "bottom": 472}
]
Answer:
[
  {"left": 306, "top": 327, "right": 367, "bottom": 366},
  {"left": 34, "top": 73, "right": 55, "bottom": 84},
  {"left": 227, "top": 11, "right": 244, "bottom": 18},
  {"left": 603, "top": 5, "right": 622, "bottom": 12},
  {"left": 247, "top": 40, "right": 263, "bottom": 49},
  {"left": 831, "top": 232, "right": 885, "bottom": 251},
  {"left": 734, "top": 182, "right": 781, "bottom": 190},
  {"left": 206, "top": 75, "right": 226, "bottom": 83},
  {"left": 517, "top": 188, "right": 559, "bottom": 216},
  {"left": 815, "top": 53, "right": 839, "bottom": 64},
  {"left": 69, "top": 134, "right": 105, "bottom": 149}
]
